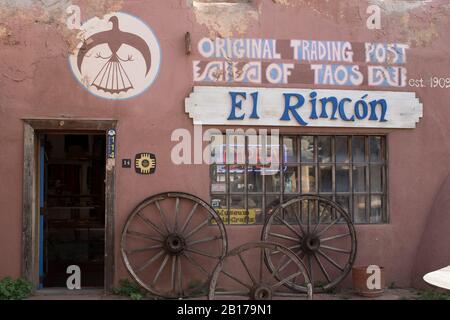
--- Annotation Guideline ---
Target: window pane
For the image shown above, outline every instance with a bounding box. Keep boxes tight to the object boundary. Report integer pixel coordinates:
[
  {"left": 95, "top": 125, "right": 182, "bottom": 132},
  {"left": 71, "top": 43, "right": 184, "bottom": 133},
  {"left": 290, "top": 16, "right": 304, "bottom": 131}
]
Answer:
[
  {"left": 301, "top": 165, "right": 316, "bottom": 193},
  {"left": 247, "top": 166, "right": 263, "bottom": 192},
  {"left": 211, "top": 195, "right": 228, "bottom": 223},
  {"left": 266, "top": 195, "right": 282, "bottom": 216},
  {"left": 230, "top": 165, "right": 245, "bottom": 193},
  {"left": 284, "top": 167, "right": 298, "bottom": 193},
  {"left": 228, "top": 195, "right": 246, "bottom": 225},
  {"left": 319, "top": 197, "right": 334, "bottom": 223},
  {"left": 336, "top": 136, "right": 349, "bottom": 163},
  {"left": 319, "top": 165, "right": 332, "bottom": 193},
  {"left": 318, "top": 136, "right": 332, "bottom": 163},
  {"left": 354, "top": 195, "right": 367, "bottom": 223},
  {"left": 370, "top": 195, "right": 383, "bottom": 223},
  {"left": 301, "top": 136, "right": 314, "bottom": 162},
  {"left": 352, "top": 136, "right": 366, "bottom": 162},
  {"left": 336, "top": 195, "right": 350, "bottom": 215},
  {"left": 300, "top": 198, "right": 319, "bottom": 223},
  {"left": 353, "top": 166, "right": 366, "bottom": 192},
  {"left": 210, "top": 165, "right": 227, "bottom": 193},
  {"left": 283, "top": 137, "right": 298, "bottom": 163},
  {"left": 283, "top": 200, "right": 300, "bottom": 224},
  {"left": 248, "top": 195, "right": 263, "bottom": 224},
  {"left": 230, "top": 195, "right": 245, "bottom": 209},
  {"left": 336, "top": 165, "right": 350, "bottom": 192},
  {"left": 370, "top": 165, "right": 383, "bottom": 193},
  {"left": 265, "top": 168, "right": 281, "bottom": 193},
  {"left": 369, "top": 136, "right": 383, "bottom": 162}
]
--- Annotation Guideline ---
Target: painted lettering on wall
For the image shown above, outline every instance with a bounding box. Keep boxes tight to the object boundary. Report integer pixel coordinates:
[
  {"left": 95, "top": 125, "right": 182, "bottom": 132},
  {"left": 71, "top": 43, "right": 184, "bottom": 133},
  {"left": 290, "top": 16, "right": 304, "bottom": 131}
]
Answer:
[{"left": 193, "top": 38, "right": 409, "bottom": 88}]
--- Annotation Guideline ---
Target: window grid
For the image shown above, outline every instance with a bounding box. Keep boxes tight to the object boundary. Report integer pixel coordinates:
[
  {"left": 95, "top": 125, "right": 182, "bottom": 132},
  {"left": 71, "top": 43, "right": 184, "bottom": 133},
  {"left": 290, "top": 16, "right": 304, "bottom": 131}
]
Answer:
[{"left": 210, "top": 135, "right": 387, "bottom": 225}]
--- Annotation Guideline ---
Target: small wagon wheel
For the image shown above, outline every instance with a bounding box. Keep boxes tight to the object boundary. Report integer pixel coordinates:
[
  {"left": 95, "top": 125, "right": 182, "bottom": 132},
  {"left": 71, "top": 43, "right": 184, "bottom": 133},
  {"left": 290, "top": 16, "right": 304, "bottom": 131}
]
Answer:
[
  {"left": 208, "top": 242, "right": 313, "bottom": 300},
  {"left": 262, "top": 195, "right": 357, "bottom": 293},
  {"left": 121, "top": 192, "right": 228, "bottom": 299}
]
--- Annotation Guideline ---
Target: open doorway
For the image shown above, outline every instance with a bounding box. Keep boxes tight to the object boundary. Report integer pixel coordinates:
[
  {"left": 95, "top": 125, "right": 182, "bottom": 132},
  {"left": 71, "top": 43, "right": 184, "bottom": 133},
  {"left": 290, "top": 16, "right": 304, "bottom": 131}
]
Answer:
[{"left": 39, "top": 133, "right": 106, "bottom": 288}]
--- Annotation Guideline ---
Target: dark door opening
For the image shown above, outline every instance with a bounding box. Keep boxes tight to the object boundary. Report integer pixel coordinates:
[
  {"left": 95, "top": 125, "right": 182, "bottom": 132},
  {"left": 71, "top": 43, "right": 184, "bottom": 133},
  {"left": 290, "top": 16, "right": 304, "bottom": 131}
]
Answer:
[{"left": 39, "top": 133, "right": 106, "bottom": 288}]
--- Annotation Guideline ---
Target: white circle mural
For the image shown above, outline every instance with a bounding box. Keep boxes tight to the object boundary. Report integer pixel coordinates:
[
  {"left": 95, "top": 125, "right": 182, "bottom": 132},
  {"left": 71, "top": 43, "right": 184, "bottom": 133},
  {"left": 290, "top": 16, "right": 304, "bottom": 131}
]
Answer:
[{"left": 69, "top": 12, "right": 161, "bottom": 100}]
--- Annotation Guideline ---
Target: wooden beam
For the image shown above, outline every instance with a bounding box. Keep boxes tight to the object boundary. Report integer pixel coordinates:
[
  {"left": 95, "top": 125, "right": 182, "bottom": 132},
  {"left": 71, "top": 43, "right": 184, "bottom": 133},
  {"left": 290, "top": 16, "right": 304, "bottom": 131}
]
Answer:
[{"left": 22, "top": 123, "right": 36, "bottom": 285}]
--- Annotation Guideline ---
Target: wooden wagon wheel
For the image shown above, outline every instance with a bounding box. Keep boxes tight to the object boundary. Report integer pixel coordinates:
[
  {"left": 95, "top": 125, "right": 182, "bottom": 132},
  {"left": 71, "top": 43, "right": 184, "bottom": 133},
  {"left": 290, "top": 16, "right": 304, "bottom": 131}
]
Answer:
[
  {"left": 262, "top": 195, "right": 357, "bottom": 293},
  {"left": 121, "top": 192, "right": 228, "bottom": 299},
  {"left": 208, "top": 242, "right": 313, "bottom": 300}
]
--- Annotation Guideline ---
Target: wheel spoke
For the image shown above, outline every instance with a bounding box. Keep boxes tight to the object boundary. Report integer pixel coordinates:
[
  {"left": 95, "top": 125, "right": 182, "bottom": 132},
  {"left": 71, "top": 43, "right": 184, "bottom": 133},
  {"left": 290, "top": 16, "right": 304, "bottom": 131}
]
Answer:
[
  {"left": 183, "top": 252, "right": 209, "bottom": 276},
  {"left": 154, "top": 200, "right": 171, "bottom": 233},
  {"left": 151, "top": 254, "right": 170, "bottom": 286},
  {"left": 307, "top": 200, "right": 311, "bottom": 233},
  {"left": 222, "top": 270, "right": 252, "bottom": 290},
  {"left": 259, "top": 248, "right": 264, "bottom": 282},
  {"left": 312, "top": 204, "right": 328, "bottom": 234},
  {"left": 313, "top": 252, "right": 331, "bottom": 283},
  {"left": 127, "top": 230, "right": 162, "bottom": 242},
  {"left": 187, "top": 235, "right": 222, "bottom": 246},
  {"left": 271, "top": 244, "right": 301, "bottom": 256},
  {"left": 180, "top": 203, "right": 199, "bottom": 233},
  {"left": 171, "top": 255, "right": 177, "bottom": 293},
  {"left": 269, "top": 232, "right": 299, "bottom": 242},
  {"left": 174, "top": 197, "right": 180, "bottom": 233},
  {"left": 320, "top": 233, "right": 351, "bottom": 242},
  {"left": 136, "top": 250, "right": 165, "bottom": 273},
  {"left": 127, "top": 244, "right": 163, "bottom": 254},
  {"left": 317, "top": 250, "right": 344, "bottom": 271},
  {"left": 271, "top": 255, "right": 292, "bottom": 277},
  {"left": 177, "top": 255, "right": 183, "bottom": 295},
  {"left": 185, "top": 247, "right": 220, "bottom": 259},
  {"left": 275, "top": 216, "right": 302, "bottom": 238},
  {"left": 185, "top": 219, "right": 209, "bottom": 239},
  {"left": 316, "top": 216, "right": 342, "bottom": 237},
  {"left": 136, "top": 213, "right": 165, "bottom": 236},
  {"left": 272, "top": 271, "right": 304, "bottom": 289},
  {"left": 238, "top": 253, "right": 257, "bottom": 285},
  {"left": 293, "top": 210, "right": 307, "bottom": 236},
  {"left": 307, "top": 255, "right": 313, "bottom": 286},
  {"left": 321, "top": 245, "right": 351, "bottom": 254}
]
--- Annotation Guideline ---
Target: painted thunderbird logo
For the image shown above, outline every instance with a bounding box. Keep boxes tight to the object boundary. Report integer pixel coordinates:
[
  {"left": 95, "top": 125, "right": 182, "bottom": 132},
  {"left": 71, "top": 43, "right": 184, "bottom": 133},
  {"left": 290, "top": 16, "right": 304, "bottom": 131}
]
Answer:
[{"left": 69, "top": 12, "right": 161, "bottom": 100}]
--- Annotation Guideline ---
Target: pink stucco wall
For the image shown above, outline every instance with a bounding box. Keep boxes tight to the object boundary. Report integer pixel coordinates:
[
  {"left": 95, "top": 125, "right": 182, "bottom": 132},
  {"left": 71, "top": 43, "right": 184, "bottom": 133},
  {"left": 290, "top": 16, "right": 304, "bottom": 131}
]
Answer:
[{"left": 0, "top": 0, "right": 449, "bottom": 289}]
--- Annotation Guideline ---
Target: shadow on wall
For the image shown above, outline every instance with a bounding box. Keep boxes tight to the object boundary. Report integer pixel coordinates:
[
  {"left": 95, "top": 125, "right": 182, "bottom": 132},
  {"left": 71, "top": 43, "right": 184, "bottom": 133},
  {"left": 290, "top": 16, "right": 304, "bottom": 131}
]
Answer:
[{"left": 412, "top": 173, "right": 450, "bottom": 288}]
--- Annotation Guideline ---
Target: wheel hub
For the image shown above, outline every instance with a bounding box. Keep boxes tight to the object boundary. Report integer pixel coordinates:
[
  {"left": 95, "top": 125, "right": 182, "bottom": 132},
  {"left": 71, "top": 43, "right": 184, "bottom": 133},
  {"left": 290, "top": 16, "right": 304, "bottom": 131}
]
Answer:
[
  {"left": 164, "top": 234, "right": 186, "bottom": 255},
  {"left": 302, "top": 235, "right": 321, "bottom": 253},
  {"left": 250, "top": 284, "right": 273, "bottom": 300}
]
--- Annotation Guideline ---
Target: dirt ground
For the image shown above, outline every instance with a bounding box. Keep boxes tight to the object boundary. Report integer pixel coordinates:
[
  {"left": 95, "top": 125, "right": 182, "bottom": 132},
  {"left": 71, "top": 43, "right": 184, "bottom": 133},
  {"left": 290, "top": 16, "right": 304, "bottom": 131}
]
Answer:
[{"left": 27, "top": 288, "right": 422, "bottom": 300}]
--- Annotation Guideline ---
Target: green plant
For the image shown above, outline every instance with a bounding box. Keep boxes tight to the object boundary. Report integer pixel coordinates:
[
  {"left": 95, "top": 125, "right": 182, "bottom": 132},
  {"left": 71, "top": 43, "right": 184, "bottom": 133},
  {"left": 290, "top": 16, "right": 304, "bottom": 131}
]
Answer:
[
  {"left": 314, "top": 281, "right": 338, "bottom": 294},
  {"left": 416, "top": 289, "right": 450, "bottom": 300},
  {"left": 0, "top": 277, "right": 33, "bottom": 300},
  {"left": 187, "top": 279, "right": 208, "bottom": 296},
  {"left": 388, "top": 282, "right": 397, "bottom": 289},
  {"left": 113, "top": 279, "right": 146, "bottom": 300}
]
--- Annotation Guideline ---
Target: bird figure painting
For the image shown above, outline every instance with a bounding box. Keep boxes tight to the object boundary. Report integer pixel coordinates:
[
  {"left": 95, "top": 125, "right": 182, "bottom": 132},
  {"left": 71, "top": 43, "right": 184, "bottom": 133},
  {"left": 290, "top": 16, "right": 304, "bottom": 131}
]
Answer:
[{"left": 76, "top": 16, "right": 152, "bottom": 94}]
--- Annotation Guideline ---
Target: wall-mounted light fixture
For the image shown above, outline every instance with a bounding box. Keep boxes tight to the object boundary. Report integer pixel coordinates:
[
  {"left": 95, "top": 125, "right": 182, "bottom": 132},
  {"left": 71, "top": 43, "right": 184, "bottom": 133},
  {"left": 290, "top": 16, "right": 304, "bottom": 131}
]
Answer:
[{"left": 185, "top": 32, "right": 192, "bottom": 55}]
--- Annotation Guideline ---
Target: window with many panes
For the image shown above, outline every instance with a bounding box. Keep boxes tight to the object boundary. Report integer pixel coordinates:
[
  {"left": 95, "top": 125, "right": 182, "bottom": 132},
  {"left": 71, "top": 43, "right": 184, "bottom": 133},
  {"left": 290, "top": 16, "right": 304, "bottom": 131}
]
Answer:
[{"left": 210, "top": 135, "right": 387, "bottom": 224}]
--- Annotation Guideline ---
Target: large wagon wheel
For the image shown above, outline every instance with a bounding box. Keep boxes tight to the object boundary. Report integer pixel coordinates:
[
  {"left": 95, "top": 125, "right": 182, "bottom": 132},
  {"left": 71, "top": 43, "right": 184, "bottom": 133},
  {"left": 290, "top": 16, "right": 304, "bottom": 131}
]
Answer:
[
  {"left": 208, "top": 242, "right": 313, "bottom": 300},
  {"left": 121, "top": 192, "right": 228, "bottom": 299},
  {"left": 262, "top": 195, "right": 357, "bottom": 293}
]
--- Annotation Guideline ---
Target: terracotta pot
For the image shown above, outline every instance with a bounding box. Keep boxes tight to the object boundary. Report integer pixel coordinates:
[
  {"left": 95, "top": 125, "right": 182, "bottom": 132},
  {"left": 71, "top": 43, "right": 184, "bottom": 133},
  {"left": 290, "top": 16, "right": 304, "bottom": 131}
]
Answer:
[{"left": 352, "top": 266, "right": 386, "bottom": 298}]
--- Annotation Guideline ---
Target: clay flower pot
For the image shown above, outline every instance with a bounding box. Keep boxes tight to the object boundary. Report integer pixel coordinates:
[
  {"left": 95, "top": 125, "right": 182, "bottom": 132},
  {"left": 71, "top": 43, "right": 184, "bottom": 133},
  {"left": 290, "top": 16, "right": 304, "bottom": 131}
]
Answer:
[{"left": 352, "top": 266, "right": 386, "bottom": 298}]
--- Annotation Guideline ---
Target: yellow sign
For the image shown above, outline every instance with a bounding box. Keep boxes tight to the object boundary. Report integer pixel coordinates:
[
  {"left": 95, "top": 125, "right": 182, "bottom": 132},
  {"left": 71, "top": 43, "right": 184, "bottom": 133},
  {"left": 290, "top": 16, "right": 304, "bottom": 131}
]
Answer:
[{"left": 213, "top": 208, "right": 256, "bottom": 225}]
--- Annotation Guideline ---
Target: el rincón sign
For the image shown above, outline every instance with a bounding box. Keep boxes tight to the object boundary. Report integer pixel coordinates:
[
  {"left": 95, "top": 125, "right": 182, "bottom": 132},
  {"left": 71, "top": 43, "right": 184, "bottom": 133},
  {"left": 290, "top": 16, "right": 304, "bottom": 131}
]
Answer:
[{"left": 185, "top": 86, "right": 423, "bottom": 128}]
